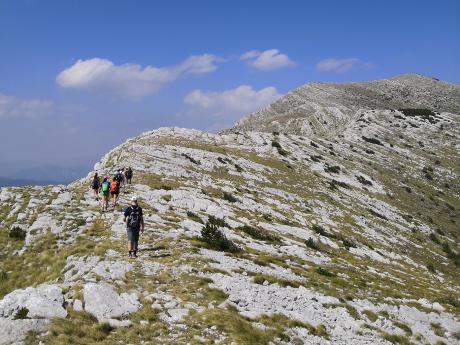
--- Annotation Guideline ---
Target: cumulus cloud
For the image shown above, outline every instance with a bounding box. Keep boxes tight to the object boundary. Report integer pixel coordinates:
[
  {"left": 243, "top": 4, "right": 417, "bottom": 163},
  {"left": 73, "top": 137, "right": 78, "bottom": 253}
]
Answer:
[
  {"left": 56, "top": 54, "right": 222, "bottom": 99},
  {"left": 241, "top": 49, "right": 294, "bottom": 70},
  {"left": 0, "top": 94, "right": 53, "bottom": 119},
  {"left": 316, "top": 58, "right": 374, "bottom": 73},
  {"left": 184, "top": 85, "right": 281, "bottom": 116}
]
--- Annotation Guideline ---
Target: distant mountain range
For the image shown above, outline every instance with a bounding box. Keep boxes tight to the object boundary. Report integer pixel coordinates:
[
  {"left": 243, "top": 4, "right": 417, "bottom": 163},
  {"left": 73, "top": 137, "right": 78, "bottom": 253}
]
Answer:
[
  {"left": 0, "top": 177, "right": 61, "bottom": 188},
  {"left": 0, "top": 164, "right": 91, "bottom": 187}
]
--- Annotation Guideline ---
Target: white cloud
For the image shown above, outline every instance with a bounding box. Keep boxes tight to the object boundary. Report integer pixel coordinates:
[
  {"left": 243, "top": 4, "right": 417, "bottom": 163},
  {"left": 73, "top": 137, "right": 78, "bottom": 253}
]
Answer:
[
  {"left": 241, "top": 49, "right": 294, "bottom": 70},
  {"left": 316, "top": 58, "right": 374, "bottom": 73},
  {"left": 184, "top": 85, "right": 282, "bottom": 116},
  {"left": 0, "top": 94, "right": 53, "bottom": 119},
  {"left": 56, "top": 54, "right": 222, "bottom": 99}
]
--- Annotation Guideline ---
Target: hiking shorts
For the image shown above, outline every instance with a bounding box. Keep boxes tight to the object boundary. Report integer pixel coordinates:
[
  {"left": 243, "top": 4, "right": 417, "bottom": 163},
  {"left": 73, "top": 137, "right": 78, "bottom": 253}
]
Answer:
[
  {"left": 102, "top": 192, "right": 110, "bottom": 199},
  {"left": 127, "top": 227, "right": 140, "bottom": 243},
  {"left": 111, "top": 191, "right": 119, "bottom": 197}
]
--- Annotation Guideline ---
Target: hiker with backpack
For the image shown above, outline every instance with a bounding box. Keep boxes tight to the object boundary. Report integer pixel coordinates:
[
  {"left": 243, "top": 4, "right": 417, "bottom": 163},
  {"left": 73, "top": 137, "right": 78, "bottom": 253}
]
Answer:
[
  {"left": 91, "top": 173, "right": 100, "bottom": 200},
  {"left": 125, "top": 167, "right": 133, "bottom": 184},
  {"left": 121, "top": 168, "right": 126, "bottom": 187},
  {"left": 110, "top": 176, "right": 120, "bottom": 207},
  {"left": 100, "top": 176, "right": 110, "bottom": 211},
  {"left": 124, "top": 195, "right": 144, "bottom": 258}
]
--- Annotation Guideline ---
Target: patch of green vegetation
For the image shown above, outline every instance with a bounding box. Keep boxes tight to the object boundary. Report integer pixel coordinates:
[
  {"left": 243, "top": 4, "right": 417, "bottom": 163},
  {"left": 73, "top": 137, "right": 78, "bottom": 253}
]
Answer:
[
  {"left": 305, "top": 237, "right": 321, "bottom": 250},
  {"left": 257, "top": 313, "right": 329, "bottom": 340},
  {"left": 198, "top": 221, "right": 241, "bottom": 253},
  {"left": 0, "top": 219, "right": 116, "bottom": 298},
  {"left": 14, "top": 307, "right": 29, "bottom": 320},
  {"left": 324, "top": 165, "right": 341, "bottom": 174},
  {"left": 430, "top": 322, "right": 445, "bottom": 337},
  {"left": 186, "top": 211, "right": 203, "bottom": 223},
  {"left": 316, "top": 267, "right": 335, "bottom": 277},
  {"left": 236, "top": 224, "right": 281, "bottom": 243},
  {"left": 208, "top": 215, "right": 229, "bottom": 228},
  {"left": 323, "top": 303, "right": 360, "bottom": 320},
  {"left": 393, "top": 321, "right": 412, "bottom": 335},
  {"left": 381, "top": 332, "right": 413, "bottom": 345},
  {"left": 362, "top": 309, "right": 378, "bottom": 322},
  {"left": 136, "top": 172, "right": 182, "bottom": 191},
  {"left": 223, "top": 192, "right": 238, "bottom": 203},
  {"left": 161, "top": 194, "right": 172, "bottom": 202},
  {"left": 8, "top": 226, "right": 26, "bottom": 240},
  {"left": 252, "top": 274, "right": 301, "bottom": 288}
]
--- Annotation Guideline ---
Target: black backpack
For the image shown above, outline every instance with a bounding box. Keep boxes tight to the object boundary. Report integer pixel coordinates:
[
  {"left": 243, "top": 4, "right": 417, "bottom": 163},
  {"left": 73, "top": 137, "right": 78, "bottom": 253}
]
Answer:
[
  {"left": 128, "top": 206, "right": 141, "bottom": 228},
  {"left": 115, "top": 172, "right": 122, "bottom": 183},
  {"left": 126, "top": 169, "right": 132, "bottom": 179},
  {"left": 92, "top": 177, "right": 100, "bottom": 189}
]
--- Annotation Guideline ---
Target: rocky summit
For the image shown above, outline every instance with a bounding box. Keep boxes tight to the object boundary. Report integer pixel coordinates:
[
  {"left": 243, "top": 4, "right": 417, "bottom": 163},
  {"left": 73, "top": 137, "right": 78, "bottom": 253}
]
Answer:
[{"left": 0, "top": 74, "right": 459, "bottom": 344}]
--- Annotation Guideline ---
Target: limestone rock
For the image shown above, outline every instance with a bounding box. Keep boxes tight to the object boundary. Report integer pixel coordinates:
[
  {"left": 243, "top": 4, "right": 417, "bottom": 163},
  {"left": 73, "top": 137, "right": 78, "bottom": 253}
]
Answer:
[{"left": 83, "top": 282, "right": 141, "bottom": 322}]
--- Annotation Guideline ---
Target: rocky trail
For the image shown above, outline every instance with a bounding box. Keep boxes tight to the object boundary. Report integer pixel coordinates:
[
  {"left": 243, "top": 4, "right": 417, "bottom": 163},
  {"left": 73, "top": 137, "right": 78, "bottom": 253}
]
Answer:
[{"left": 0, "top": 75, "right": 459, "bottom": 344}]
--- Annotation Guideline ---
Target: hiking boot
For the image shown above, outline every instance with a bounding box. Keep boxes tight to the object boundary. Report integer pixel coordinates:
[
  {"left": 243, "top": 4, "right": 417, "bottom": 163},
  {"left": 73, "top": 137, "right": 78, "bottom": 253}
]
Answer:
[
  {"left": 132, "top": 251, "right": 138, "bottom": 258},
  {"left": 128, "top": 251, "right": 133, "bottom": 258}
]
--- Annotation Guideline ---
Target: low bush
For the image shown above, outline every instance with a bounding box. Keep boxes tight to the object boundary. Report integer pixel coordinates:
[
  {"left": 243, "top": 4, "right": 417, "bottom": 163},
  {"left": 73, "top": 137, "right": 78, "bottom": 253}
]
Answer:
[
  {"left": 316, "top": 267, "right": 335, "bottom": 277},
  {"left": 9, "top": 226, "right": 26, "bottom": 240},
  {"left": 187, "top": 211, "right": 203, "bottom": 224},
  {"left": 208, "top": 215, "right": 229, "bottom": 228},
  {"left": 324, "top": 165, "right": 340, "bottom": 174},
  {"left": 237, "top": 225, "right": 280, "bottom": 243},
  {"left": 340, "top": 236, "right": 357, "bottom": 250},
  {"left": 305, "top": 237, "right": 320, "bottom": 251},
  {"left": 223, "top": 192, "right": 238, "bottom": 203},
  {"left": 13, "top": 307, "right": 29, "bottom": 320},
  {"left": 426, "top": 263, "right": 436, "bottom": 273},
  {"left": 356, "top": 175, "right": 373, "bottom": 186},
  {"left": 199, "top": 222, "right": 241, "bottom": 253},
  {"left": 362, "top": 136, "right": 383, "bottom": 146},
  {"left": 181, "top": 153, "right": 200, "bottom": 165},
  {"left": 271, "top": 141, "right": 281, "bottom": 149}
]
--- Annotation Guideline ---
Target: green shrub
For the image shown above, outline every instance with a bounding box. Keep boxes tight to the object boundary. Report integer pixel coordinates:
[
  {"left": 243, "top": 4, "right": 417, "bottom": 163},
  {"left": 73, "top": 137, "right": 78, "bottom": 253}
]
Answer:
[
  {"left": 329, "top": 179, "right": 350, "bottom": 190},
  {"left": 223, "top": 192, "right": 238, "bottom": 203},
  {"left": 75, "top": 218, "right": 86, "bottom": 227},
  {"left": 340, "top": 236, "right": 357, "bottom": 250},
  {"left": 356, "top": 175, "right": 373, "bottom": 186},
  {"left": 208, "top": 215, "right": 229, "bottom": 228},
  {"left": 426, "top": 263, "right": 436, "bottom": 273},
  {"left": 312, "top": 224, "right": 332, "bottom": 237},
  {"left": 14, "top": 307, "right": 29, "bottom": 320},
  {"left": 429, "top": 233, "right": 440, "bottom": 244},
  {"left": 200, "top": 222, "right": 241, "bottom": 253},
  {"left": 187, "top": 211, "right": 203, "bottom": 223},
  {"left": 234, "top": 164, "right": 244, "bottom": 172},
  {"left": 237, "top": 225, "right": 280, "bottom": 243},
  {"left": 9, "top": 226, "right": 26, "bottom": 240},
  {"left": 324, "top": 165, "right": 340, "bottom": 174},
  {"left": 367, "top": 208, "right": 388, "bottom": 221},
  {"left": 181, "top": 153, "right": 200, "bottom": 165},
  {"left": 271, "top": 141, "right": 281, "bottom": 149},
  {"left": 305, "top": 237, "right": 320, "bottom": 251},
  {"left": 393, "top": 321, "right": 412, "bottom": 335},
  {"left": 316, "top": 267, "right": 335, "bottom": 277},
  {"left": 362, "top": 136, "right": 383, "bottom": 146}
]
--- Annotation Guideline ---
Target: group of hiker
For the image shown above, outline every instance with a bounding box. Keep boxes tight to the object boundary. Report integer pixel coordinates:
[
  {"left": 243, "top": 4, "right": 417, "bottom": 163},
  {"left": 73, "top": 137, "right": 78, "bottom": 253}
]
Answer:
[
  {"left": 90, "top": 167, "right": 143, "bottom": 258},
  {"left": 91, "top": 167, "right": 133, "bottom": 211}
]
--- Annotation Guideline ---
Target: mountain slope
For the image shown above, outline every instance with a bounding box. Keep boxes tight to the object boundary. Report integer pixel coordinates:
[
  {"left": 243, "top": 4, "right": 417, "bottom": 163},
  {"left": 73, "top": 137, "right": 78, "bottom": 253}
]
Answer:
[
  {"left": 0, "top": 75, "right": 459, "bottom": 345},
  {"left": 226, "top": 74, "right": 460, "bottom": 137}
]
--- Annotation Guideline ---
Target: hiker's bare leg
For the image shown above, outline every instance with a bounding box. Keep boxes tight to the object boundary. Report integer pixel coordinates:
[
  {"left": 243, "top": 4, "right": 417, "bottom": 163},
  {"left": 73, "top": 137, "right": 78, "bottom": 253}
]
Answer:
[{"left": 128, "top": 240, "right": 133, "bottom": 252}]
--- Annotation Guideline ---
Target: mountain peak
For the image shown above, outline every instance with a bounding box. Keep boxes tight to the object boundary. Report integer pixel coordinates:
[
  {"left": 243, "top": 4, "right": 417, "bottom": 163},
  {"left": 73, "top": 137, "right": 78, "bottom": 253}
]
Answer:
[{"left": 224, "top": 74, "right": 460, "bottom": 137}]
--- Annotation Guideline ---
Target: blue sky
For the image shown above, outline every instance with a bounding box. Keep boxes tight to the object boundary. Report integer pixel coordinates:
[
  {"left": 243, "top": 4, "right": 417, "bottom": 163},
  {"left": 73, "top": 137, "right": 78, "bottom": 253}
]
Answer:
[{"left": 0, "top": 0, "right": 459, "bottom": 176}]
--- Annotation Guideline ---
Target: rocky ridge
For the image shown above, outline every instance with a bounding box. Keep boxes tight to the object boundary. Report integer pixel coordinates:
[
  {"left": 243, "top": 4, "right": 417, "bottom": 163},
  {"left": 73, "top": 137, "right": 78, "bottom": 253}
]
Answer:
[{"left": 0, "top": 74, "right": 459, "bottom": 344}]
